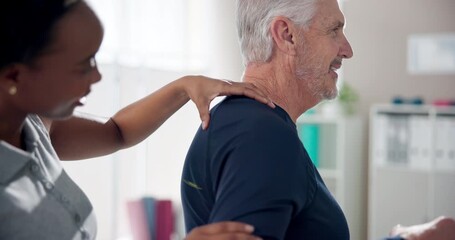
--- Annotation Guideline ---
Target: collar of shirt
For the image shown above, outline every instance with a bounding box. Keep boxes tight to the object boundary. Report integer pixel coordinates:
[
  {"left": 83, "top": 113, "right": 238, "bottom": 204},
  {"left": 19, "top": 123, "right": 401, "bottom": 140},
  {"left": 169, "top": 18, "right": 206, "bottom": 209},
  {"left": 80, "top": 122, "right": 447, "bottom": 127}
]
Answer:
[{"left": 0, "top": 116, "right": 40, "bottom": 184}]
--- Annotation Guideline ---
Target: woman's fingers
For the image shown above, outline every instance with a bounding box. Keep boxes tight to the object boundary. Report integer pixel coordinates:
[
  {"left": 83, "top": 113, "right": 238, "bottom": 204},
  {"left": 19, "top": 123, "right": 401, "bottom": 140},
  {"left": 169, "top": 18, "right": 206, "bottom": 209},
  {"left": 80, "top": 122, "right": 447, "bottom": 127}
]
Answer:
[
  {"left": 186, "top": 222, "right": 262, "bottom": 240},
  {"left": 219, "top": 80, "right": 275, "bottom": 108},
  {"left": 195, "top": 221, "right": 254, "bottom": 234},
  {"left": 193, "top": 98, "right": 210, "bottom": 130},
  {"left": 182, "top": 76, "right": 274, "bottom": 130}
]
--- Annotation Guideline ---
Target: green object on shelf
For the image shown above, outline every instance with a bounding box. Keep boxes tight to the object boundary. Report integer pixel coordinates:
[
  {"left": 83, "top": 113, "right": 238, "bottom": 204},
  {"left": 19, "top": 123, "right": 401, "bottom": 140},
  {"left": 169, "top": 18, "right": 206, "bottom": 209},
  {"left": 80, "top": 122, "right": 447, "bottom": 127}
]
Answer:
[
  {"left": 298, "top": 124, "right": 320, "bottom": 167},
  {"left": 338, "top": 82, "right": 359, "bottom": 115}
]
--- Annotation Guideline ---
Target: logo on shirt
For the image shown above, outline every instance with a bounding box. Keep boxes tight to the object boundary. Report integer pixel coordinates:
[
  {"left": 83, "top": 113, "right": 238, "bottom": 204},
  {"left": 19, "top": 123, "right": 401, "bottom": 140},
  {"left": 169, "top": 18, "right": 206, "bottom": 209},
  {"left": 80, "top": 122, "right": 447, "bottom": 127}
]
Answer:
[{"left": 183, "top": 179, "right": 203, "bottom": 190}]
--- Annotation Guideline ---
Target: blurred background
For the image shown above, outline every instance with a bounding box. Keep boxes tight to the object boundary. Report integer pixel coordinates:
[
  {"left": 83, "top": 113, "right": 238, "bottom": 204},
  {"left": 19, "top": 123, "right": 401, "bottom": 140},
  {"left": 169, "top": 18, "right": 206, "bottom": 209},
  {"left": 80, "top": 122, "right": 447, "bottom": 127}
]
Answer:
[{"left": 63, "top": 0, "right": 455, "bottom": 239}]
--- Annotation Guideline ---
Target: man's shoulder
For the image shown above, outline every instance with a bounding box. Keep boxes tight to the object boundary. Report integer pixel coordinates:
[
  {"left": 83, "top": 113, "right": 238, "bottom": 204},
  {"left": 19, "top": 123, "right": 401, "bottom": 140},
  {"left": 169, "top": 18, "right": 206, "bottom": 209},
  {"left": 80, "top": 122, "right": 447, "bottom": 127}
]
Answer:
[
  {"left": 211, "top": 96, "right": 290, "bottom": 128},
  {"left": 206, "top": 96, "right": 300, "bottom": 151},
  {"left": 212, "top": 96, "right": 272, "bottom": 115}
]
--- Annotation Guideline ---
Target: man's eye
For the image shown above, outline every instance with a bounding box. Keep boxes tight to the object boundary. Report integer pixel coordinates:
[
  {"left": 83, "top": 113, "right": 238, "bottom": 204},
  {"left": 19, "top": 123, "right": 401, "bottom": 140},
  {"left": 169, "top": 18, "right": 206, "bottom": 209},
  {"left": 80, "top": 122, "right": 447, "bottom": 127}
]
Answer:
[{"left": 331, "top": 28, "right": 340, "bottom": 36}]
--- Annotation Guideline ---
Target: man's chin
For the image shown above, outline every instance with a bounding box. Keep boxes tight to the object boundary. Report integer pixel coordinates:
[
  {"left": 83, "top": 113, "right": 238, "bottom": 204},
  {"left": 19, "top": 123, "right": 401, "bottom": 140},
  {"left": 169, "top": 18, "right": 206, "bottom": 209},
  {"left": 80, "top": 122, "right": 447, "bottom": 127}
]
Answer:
[{"left": 323, "top": 88, "right": 338, "bottom": 100}]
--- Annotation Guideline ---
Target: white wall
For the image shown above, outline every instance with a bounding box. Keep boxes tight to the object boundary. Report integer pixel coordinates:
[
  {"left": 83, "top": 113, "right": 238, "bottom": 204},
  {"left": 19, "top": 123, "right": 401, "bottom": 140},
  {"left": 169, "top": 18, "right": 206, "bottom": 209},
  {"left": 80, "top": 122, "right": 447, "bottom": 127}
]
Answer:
[
  {"left": 206, "top": 0, "right": 243, "bottom": 80},
  {"left": 343, "top": 0, "right": 455, "bottom": 115},
  {"left": 342, "top": 1, "right": 455, "bottom": 238}
]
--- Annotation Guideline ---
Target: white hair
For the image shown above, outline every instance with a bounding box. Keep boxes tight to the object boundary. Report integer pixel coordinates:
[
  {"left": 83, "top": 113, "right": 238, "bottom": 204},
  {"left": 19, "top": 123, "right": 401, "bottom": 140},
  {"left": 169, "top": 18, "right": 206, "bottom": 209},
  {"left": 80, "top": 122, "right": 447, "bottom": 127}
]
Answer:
[{"left": 236, "top": 0, "right": 318, "bottom": 65}]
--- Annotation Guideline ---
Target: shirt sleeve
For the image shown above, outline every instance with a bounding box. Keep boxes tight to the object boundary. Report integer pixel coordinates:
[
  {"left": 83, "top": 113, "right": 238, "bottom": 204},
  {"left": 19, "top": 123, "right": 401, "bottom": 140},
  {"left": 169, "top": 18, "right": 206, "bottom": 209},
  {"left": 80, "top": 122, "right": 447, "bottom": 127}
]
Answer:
[{"left": 208, "top": 120, "right": 315, "bottom": 240}]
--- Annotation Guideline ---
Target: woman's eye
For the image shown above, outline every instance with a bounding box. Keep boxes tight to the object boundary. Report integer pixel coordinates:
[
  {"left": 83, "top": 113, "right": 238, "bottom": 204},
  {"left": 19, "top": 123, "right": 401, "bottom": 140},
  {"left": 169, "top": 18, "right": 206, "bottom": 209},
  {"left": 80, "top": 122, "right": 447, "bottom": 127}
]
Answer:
[
  {"left": 89, "top": 57, "right": 97, "bottom": 68},
  {"left": 81, "top": 57, "right": 97, "bottom": 73}
]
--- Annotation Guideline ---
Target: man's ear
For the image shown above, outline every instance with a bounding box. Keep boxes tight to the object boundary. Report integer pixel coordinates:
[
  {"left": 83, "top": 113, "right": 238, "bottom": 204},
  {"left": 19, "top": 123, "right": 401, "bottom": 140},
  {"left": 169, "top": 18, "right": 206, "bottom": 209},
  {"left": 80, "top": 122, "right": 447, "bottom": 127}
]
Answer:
[{"left": 270, "top": 16, "right": 298, "bottom": 56}]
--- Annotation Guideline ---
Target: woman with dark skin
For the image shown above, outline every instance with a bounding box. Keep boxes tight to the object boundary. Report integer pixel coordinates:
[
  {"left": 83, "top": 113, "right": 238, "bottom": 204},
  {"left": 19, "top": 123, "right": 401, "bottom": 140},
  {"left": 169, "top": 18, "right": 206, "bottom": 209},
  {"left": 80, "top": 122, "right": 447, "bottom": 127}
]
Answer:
[{"left": 0, "top": 0, "right": 268, "bottom": 239}]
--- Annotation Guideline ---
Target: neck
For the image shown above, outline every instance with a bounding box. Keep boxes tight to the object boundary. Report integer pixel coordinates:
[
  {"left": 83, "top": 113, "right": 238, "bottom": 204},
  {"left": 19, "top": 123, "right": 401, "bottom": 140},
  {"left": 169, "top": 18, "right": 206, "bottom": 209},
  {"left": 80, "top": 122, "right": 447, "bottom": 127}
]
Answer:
[
  {"left": 242, "top": 62, "right": 318, "bottom": 122},
  {"left": 0, "top": 97, "right": 27, "bottom": 149}
]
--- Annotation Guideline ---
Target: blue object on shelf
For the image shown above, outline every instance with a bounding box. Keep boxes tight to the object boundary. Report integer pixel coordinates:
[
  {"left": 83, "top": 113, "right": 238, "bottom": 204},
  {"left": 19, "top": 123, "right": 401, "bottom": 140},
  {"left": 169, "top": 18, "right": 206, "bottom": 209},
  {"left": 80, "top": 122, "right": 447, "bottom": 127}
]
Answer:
[
  {"left": 392, "top": 96, "right": 404, "bottom": 105},
  {"left": 392, "top": 96, "right": 425, "bottom": 105},
  {"left": 298, "top": 124, "right": 320, "bottom": 167},
  {"left": 410, "top": 97, "right": 424, "bottom": 105}
]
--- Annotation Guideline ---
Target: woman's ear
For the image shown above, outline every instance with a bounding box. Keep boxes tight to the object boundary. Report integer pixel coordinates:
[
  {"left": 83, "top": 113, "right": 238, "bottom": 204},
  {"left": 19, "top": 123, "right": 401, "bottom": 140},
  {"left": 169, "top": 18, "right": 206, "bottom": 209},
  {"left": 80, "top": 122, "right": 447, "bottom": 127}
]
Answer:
[
  {"left": 2, "top": 66, "right": 19, "bottom": 81},
  {"left": 0, "top": 64, "right": 25, "bottom": 96},
  {"left": 270, "top": 16, "right": 298, "bottom": 56}
]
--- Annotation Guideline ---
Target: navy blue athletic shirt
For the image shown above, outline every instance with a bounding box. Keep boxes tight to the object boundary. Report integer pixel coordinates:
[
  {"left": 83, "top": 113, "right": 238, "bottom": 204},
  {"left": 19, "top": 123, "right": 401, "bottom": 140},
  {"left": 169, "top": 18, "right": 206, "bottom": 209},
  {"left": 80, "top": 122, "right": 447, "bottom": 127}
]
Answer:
[{"left": 181, "top": 96, "right": 349, "bottom": 240}]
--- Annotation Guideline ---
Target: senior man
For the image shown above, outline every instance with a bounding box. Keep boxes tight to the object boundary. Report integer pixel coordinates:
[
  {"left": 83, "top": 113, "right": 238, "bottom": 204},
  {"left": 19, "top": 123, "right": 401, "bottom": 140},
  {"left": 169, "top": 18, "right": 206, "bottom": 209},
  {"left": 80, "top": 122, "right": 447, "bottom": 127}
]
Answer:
[
  {"left": 181, "top": 0, "right": 353, "bottom": 239},
  {"left": 181, "top": 1, "right": 455, "bottom": 240}
]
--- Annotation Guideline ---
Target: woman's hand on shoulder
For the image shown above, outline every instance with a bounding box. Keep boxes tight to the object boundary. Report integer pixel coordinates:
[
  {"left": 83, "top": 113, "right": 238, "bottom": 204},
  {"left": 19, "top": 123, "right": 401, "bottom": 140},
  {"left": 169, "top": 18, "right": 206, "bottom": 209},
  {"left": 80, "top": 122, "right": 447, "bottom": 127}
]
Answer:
[
  {"left": 186, "top": 222, "right": 262, "bottom": 240},
  {"left": 179, "top": 75, "right": 274, "bottom": 130}
]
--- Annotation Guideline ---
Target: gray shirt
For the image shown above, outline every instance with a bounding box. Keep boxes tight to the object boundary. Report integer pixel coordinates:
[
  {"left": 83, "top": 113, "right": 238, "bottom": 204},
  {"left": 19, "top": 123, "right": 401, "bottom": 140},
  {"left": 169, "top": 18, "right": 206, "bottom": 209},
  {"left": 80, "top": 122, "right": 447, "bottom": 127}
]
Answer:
[{"left": 0, "top": 115, "right": 97, "bottom": 240}]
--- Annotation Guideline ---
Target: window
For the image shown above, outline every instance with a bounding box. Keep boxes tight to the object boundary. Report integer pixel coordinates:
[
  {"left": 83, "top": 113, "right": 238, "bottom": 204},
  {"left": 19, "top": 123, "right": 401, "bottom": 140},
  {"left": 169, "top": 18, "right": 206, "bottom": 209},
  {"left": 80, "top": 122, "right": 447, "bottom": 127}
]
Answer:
[{"left": 87, "top": 0, "right": 209, "bottom": 71}]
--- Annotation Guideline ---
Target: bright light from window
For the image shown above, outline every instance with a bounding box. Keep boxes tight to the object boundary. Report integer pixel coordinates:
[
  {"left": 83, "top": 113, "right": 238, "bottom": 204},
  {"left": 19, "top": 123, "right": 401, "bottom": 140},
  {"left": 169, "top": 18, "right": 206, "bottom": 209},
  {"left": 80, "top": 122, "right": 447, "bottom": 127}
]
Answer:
[{"left": 86, "top": 0, "right": 209, "bottom": 71}]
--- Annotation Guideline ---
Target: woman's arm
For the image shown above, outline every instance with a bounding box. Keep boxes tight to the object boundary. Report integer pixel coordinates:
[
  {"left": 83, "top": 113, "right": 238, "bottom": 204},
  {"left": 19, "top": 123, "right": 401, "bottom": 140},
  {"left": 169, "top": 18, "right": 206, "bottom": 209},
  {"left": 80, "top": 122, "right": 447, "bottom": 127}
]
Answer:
[{"left": 46, "top": 75, "right": 273, "bottom": 160}]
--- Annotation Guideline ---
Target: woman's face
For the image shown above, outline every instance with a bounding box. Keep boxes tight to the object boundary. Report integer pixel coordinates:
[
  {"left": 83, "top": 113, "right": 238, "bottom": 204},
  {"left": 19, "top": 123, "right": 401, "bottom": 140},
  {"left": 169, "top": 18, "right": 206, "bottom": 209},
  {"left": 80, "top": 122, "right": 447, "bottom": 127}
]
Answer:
[{"left": 15, "top": 2, "right": 104, "bottom": 119}]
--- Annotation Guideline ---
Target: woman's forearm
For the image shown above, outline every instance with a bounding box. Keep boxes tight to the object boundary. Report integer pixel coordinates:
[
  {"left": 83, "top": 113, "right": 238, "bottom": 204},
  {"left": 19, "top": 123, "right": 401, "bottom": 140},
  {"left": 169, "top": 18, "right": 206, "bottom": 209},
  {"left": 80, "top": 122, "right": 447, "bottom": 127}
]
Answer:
[{"left": 111, "top": 77, "right": 190, "bottom": 148}]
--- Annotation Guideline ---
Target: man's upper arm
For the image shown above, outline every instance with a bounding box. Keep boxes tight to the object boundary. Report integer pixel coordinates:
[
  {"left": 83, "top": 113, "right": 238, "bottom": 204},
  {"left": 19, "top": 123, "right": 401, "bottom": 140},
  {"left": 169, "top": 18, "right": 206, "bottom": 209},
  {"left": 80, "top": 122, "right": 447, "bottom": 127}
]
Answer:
[{"left": 208, "top": 124, "right": 312, "bottom": 239}]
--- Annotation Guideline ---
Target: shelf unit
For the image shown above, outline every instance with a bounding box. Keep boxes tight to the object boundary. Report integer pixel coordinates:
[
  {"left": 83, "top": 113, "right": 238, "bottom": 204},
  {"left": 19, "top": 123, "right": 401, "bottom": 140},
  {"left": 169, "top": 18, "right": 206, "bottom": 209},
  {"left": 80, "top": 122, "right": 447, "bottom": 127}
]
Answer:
[
  {"left": 296, "top": 114, "right": 366, "bottom": 240},
  {"left": 368, "top": 104, "right": 455, "bottom": 240}
]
